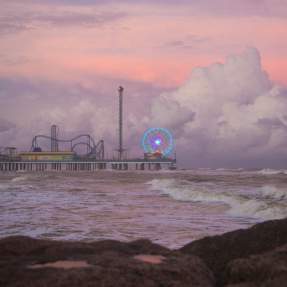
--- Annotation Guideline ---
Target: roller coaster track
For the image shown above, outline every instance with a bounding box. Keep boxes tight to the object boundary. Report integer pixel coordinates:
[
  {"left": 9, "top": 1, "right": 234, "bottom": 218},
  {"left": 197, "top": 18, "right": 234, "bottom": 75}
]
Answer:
[{"left": 30, "top": 134, "right": 105, "bottom": 160}]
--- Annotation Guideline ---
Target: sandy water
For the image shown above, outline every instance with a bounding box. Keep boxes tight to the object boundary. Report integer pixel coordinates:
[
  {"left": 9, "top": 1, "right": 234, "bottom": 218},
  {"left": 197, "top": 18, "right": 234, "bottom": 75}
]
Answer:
[{"left": 0, "top": 169, "right": 286, "bottom": 248}]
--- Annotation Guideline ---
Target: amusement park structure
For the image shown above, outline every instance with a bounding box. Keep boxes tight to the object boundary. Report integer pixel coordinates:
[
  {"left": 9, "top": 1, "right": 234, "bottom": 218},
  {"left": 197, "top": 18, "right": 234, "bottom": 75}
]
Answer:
[
  {"left": 30, "top": 125, "right": 105, "bottom": 160},
  {"left": 0, "top": 87, "right": 176, "bottom": 172},
  {"left": 117, "top": 86, "right": 125, "bottom": 160}
]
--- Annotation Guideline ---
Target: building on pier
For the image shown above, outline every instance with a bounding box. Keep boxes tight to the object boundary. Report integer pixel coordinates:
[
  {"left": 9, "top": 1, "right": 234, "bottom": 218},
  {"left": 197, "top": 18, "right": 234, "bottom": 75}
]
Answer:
[{"left": 19, "top": 151, "right": 75, "bottom": 161}]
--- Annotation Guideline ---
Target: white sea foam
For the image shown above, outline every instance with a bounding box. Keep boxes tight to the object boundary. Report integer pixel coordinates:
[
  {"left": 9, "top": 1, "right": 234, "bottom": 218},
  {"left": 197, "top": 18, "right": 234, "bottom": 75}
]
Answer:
[
  {"left": 147, "top": 179, "right": 236, "bottom": 205},
  {"left": 257, "top": 169, "right": 287, "bottom": 175},
  {"left": 148, "top": 179, "right": 287, "bottom": 220},
  {"left": 261, "top": 185, "right": 287, "bottom": 200},
  {"left": 11, "top": 176, "right": 29, "bottom": 182}
]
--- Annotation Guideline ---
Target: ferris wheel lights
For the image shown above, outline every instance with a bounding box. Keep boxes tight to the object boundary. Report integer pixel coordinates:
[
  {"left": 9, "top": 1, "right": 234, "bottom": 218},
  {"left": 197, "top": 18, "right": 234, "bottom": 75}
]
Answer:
[
  {"left": 155, "top": 139, "right": 161, "bottom": 145},
  {"left": 141, "top": 127, "right": 174, "bottom": 157}
]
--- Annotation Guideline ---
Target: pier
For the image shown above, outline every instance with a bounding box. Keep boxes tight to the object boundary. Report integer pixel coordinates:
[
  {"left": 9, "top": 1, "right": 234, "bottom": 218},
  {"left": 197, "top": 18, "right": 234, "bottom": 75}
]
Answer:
[
  {"left": 0, "top": 87, "right": 177, "bottom": 172},
  {"left": 0, "top": 160, "right": 176, "bottom": 172}
]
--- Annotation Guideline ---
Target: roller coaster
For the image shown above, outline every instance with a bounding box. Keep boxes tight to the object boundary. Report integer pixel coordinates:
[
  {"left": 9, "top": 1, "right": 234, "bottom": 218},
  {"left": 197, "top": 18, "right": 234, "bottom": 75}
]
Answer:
[{"left": 30, "top": 126, "right": 105, "bottom": 160}]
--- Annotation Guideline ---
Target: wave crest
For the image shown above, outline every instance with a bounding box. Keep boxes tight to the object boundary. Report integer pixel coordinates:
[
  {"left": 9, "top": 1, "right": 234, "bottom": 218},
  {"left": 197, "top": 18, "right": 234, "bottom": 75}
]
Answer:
[
  {"left": 147, "top": 179, "right": 287, "bottom": 220},
  {"left": 257, "top": 169, "right": 287, "bottom": 175}
]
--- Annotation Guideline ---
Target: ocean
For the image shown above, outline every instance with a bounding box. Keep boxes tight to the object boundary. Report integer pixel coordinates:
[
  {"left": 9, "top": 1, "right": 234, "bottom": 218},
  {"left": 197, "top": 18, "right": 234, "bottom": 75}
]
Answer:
[{"left": 0, "top": 169, "right": 286, "bottom": 249}]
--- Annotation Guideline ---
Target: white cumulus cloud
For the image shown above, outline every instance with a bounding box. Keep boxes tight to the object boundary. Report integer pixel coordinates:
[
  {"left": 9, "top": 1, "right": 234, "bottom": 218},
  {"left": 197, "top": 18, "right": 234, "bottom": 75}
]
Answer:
[{"left": 150, "top": 47, "right": 287, "bottom": 167}]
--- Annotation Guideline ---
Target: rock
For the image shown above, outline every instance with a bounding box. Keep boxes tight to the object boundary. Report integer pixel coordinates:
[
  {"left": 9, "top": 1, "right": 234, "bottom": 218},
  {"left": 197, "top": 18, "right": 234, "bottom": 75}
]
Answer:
[
  {"left": 2, "top": 218, "right": 287, "bottom": 286},
  {"left": 180, "top": 218, "right": 287, "bottom": 285},
  {"left": 0, "top": 236, "right": 214, "bottom": 287},
  {"left": 224, "top": 243, "right": 287, "bottom": 287}
]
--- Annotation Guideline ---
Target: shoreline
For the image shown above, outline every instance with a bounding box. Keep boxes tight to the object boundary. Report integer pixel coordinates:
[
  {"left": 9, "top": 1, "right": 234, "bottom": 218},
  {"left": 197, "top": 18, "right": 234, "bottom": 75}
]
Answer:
[{"left": 1, "top": 218, "right": 287, "bottom": 286}]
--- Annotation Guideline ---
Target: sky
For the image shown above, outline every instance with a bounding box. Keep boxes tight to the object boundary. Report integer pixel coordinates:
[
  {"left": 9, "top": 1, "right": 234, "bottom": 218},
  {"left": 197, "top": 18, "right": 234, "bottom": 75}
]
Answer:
[{"left": 0, "top": 0, "right": 287, "bottom": 168}]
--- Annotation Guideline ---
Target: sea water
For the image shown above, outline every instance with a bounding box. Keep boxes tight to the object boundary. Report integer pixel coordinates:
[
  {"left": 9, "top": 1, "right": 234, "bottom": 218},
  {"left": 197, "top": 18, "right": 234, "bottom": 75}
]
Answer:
[{"left": 0, "top": 169, "right": 286, "bottom": 248}]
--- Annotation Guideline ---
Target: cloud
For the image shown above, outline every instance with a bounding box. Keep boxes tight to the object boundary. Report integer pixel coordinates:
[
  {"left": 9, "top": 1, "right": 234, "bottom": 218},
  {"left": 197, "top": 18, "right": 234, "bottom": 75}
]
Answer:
[
  {"left": 30, "top": 11, "right": 126, "bottom": 27},
  {"left": 0, "top": 118, "right": 15, "bottom": 133},
  {"left": 0, "top": 76, "right": 165, "bottom": 156},
  {"left": 163, "top": 35, "right": 209, "bottom": 51},
  {"left": 149, "top": 47, "right": 287, "bottom": 167},
  {"left": 1, "top": 48, "right": 287, "bottom": 168},
  {"left": 14, "top": 0, "right": 287, "bottom": 18},
  {"left": 187, "top": 0, "right": 287, "bottom": 18},
  {"left": 0, "top": 6, "right": 126, "bottom": 35},
  {"left": 0, "top": 54, "right": 30, "bottom": 66}
]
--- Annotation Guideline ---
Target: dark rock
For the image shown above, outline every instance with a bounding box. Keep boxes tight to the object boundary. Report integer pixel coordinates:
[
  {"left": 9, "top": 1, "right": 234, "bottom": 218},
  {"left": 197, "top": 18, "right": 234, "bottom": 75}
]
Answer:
[
  {"left": 180, "top": 218, "right": 287, "bottom": 285},
  {"left": 0, "top": 236, "right": 214, "bottom": 287},
  {"left": 2, "top": 218, "right": 287, "bottom": 286},
  {"left": 224, "top": 243, "right": 287, "bottom": 287}
]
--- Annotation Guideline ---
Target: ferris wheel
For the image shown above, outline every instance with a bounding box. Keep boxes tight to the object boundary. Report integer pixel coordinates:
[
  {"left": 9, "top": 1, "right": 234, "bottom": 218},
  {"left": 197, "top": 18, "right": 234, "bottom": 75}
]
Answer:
[{"left": 141, "top": 127, "right": 174, "bottom": 157}]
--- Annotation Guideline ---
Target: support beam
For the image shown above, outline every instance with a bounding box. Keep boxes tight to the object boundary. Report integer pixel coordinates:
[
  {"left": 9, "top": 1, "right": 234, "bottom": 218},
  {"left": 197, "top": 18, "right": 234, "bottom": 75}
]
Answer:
[{"left": 118, "top": 86, "right": 124, "bottom": 160}]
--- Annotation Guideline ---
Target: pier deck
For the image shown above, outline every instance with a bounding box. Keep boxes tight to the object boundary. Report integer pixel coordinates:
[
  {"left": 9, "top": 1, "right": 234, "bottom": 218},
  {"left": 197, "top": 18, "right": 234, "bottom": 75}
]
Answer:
[{"left": 0, "top": 160, "right": 176, "bottom": 172}]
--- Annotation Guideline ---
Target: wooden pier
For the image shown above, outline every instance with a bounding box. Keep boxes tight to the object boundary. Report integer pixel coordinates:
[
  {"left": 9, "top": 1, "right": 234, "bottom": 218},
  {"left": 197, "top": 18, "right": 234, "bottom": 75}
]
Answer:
[{"left": 0, "top": 160, "right": 176, "bottom": 172}]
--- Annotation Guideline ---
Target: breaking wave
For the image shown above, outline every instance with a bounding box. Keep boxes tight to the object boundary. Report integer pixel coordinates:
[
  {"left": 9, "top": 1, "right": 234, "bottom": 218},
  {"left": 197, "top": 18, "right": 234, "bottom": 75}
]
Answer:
[
  {"left": 257, "top": 169, "right": 287, "bottom": 175},
  {"left": 147, "top": 179, "right": 287, "bottom": 220}
]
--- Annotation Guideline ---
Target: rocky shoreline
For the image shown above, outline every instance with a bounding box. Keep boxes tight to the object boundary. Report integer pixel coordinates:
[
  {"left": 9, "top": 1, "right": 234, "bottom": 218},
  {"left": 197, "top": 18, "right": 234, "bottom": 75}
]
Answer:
[{"left": 1, "top": 218, "right": 287, "bottom": 287}]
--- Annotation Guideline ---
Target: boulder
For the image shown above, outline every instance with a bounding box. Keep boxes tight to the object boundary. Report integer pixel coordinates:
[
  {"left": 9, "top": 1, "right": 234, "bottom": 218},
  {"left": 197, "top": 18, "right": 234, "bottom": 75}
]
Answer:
[
  {"left": 224, "top": 243, "right": 287, "bottom": 287},
  {"left": 180, "top": 218, "right": 287, "bottom": 285},
  {"left": 0, "top": 236, "right": 214, "bottom": 287}
]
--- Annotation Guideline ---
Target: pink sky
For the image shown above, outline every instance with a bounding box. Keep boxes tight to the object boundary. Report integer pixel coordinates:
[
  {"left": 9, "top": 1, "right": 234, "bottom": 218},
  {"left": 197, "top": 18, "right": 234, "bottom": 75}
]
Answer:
[{"left": 0, "top": 0, "right": 287, "bottom": 87}]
